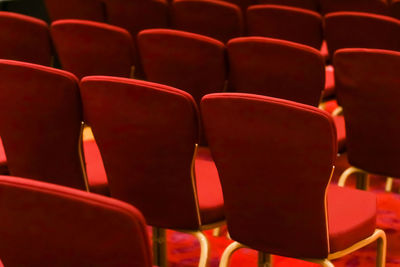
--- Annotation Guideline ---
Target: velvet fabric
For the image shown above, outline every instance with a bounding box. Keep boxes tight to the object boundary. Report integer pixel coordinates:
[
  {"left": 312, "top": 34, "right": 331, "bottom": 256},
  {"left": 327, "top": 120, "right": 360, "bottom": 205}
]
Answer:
[
  {"left": 0, "top": 139, "right": 7, "bottom": 175},
  {"left": 201, "top": 93, "right": 337, "bottom": 258},
  {"left": 0, "top": 60, "right": 86, "bottom": 190},
  {"left": 227, "top": 37, "right": 325, "bottom": 106},
  {"left": 319, "top": 0, "right": 389, "bottom": 15},
  {"left": 51, "top": 19, "right": 135, "bottom": 79},
  {"left": 216, "top": 0, "right": 253, "bottom": 13},
  {"left": 171, "top": 0, "right": 243, "bottom": 43},
  {"left": 0, "top": 12, "right": 52, "bottom": 66},
  {"left": 257, "top": 0, "right": 318, "bottom": 11},
  {"left": 247, "top": 5, "right": 323, "bottom": 50},
  {"left": 334, "top": 48, "right": 400, "bottom": 178},
  {"left": 44, "top": 0, "right": 105, "bottom": 21},
  {"left": 0, "top": 176, "right": 152, "bottom": 267},
  {"left": 391, "top": 0, "right": 400, "bottom": 19},
  {"left": 80, "top": 76, "right": 224, "bottom": 230},
  {"left": 325, "top": 12, "right": 400, "bottom": 57}
]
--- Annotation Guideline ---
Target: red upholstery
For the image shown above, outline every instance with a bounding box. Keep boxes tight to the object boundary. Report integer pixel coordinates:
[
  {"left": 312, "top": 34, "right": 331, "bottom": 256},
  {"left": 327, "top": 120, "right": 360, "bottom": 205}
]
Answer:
[
  {"left": 320, "top": 0, "right": 389, "bottom": 15},
  {"left": 257, "top": 0, "right": 318, "bottom": 11},
  {"left": 333, "top": 115, "right": 346, "bottom": 153},
  {"left": 138, "top": 29, "right": 227, "bottom": 106},
  {"left": 391, "top": 0, "right": 400, "bottom": 19},
  {"left": 327, "top": 185, "right": 376, "bottom": 253},
  {"left": 0, "top": 139, "right": 7, "bottom": 175},
  {"left": 325, "top": 12, "right": 400, "bottom": 57},
  {"left": 0, "top": 12, "right": 52, "bottom": 66},
  {"left": 201, "top": 93, "right": 336, "bottom": 258},
  {"left": 334, "top": 48, "right": 400, "bottom": 177},
  {"left": 0, "top": 176, "right": 152, "bottom": 267},
  {"left": 44, "top": 0, "right": 105, "bottom": 21},
  {"left": 227, "top": 37, "right": 325, "bottom": 106},
  {"left": 80, "top": 76, "right": 224, "bottom": 230},
  {"left": 0, "top": 60, "right": 86, "bottom": 190},
  {"left": 202, "top": 93, "right": 377, "bottom": 259},
  {"left": 216, "top": 0, "right": 253, "bottom": 13},
  {"left": 324, "top": 65, "right": 335, "bottom": 98},
  {"left": 51, "top": 19, "right": 135, "bottom": 79},
  {"left": 171, "top": 0, "right": 243, "bottom": 43},
  {"left": 247, "top": 5, "right": 323, "bottom": 50}
]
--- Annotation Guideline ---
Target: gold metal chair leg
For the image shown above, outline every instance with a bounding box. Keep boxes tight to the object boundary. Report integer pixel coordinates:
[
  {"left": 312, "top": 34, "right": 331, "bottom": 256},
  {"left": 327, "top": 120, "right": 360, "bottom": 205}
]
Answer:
[
  {"left": 153, "top": 227, "right": 168, "bottom": 267},
  {"left": 212, "top": 227, "right": 222, "bottom": 237},
  {"left": 338, "top": 166, "right": 366, "bottom": 188},
  {"left": 219, "top": 241, "right": 248, "bottom": 267},
  {"left": 385, "top": 177, "right": 393, "bottom": 192},
  {"left": 376, "top": 229, "right": 387, "bottom": 267},
  {"left": 300, "top": 258, "right": 334, "bottom": 267},
  {"left": 258, "top": 252, "right": 272, "bottom": 267},
  {"left": 355, "top": 172, "right": 369, "bottom": 190},
  {"left": 181, "top": 231, "right": 210, "bottom": 267}
]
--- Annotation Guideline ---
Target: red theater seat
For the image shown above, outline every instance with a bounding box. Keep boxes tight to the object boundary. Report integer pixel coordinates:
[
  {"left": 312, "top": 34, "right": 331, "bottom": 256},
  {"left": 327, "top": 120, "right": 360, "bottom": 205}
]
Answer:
[
  {"left": 0, "top": 12, "right": 52, "bottom": 66},
  {"left": 171, "top": 0, "right": 243, "bottom": 43},
  {"left": 257, "top": 0, "right": 318, "bottom": 11},
  {"left": 80, "top": 76, "right": 224, "bottom": 267},
  {"left": 44, "top": 0, "right": 105, "bottom": 22},
  {"left": 325, "top": 12, "right": 400, "bottom": 57},
  {"left": 51, "top": 19, "right": 135, "bottom": 79},
  {"left": 201, "top": 93, "right": 386, "bottom": 266},
  {"left": 0, "top": 60, "right": 107, "bottom": 194},
  {"left": 335, "top": 49, "right": 400, "bottom": 189},
  {"left": 247, "top": 5, "right": 323, "bottom": 50},
  {"left": 0, "top": 175, "right": 152, "bottom": 267},
  {"left": 319, "top": 0, "right": 389, "bottom": 15},
  {"left": 391, "top": 0, "right": 400, "bottom": 19}
]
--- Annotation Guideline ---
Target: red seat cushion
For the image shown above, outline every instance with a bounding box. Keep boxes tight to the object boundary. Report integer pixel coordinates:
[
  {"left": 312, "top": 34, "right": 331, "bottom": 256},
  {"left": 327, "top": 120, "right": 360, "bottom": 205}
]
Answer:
[
  {"left": 195, "top": 147, "right": 224, "bottom": 225},
  {"left": 327, "top": 185, "right": 376, "bottom": 253},
  {"left": 323, "top": 65, "right": 335, "bottom": 99},
  {"left": 333, "top": 115, "right": 346, "bottom": 153},
  {"left": 83, "top": 139, "right": 109, "bottom": 196}
]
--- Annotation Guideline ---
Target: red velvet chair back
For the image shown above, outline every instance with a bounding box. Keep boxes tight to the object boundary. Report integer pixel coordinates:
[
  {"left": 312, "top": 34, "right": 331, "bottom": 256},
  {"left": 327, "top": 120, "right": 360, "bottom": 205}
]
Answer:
[
  {"left": 257, "top": 0, "right": 319, "bottom": 11},
  {"left": 0, "top": 12, "right": 52, "bottom": 66},
  {"left": 247, "top": 5, "right": 323, "bottom": 49},
  {"left": 0, "top": 60, "right": 85, "bottom": 190},
  {"left": 227, "top": 37, "right": 325, "bottom": 106},
  {"left": 0, "top": 176, "right": 152, "bottom": 267},
  {"left": 319, "top": 0, "right": 389, "bottom": 15},
  {"left": 51, "top": 19, "right": 135, "bottom": 79},
  {"left": 44, "top": 0, "right": 105, "bottom": 21},
  {"left": 391, "top": 0, "right": 400, "bottom": 19},
  {"left": 334, "top": 48, "right": 400, "bottom": 177},
  {"left": 138, "top": 29, "right": 227, "bottom": 106},
  {"left": 171, "top": 0, "right": 244, "bottom": 43},
  {"left": 325, "top": 12, "right": 400, "bottom": 57},
  {"left": 201, "top": 93, "right": 336, "bottom": 258},
  {"left": 217, "top": 0, "right": 253, "bottom": 13},
  {"left": 80, "top": 76, "right": 202, "bottom": 230}
]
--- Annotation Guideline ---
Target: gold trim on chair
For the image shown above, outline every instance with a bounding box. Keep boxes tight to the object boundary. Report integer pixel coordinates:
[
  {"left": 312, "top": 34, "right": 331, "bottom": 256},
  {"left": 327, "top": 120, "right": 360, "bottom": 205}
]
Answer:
[
  {"left": 78, "top": 122, "right": 90, "bottom": 192},
  {"left": 338, "top": 166, "right": 369, "bottom": 190}
]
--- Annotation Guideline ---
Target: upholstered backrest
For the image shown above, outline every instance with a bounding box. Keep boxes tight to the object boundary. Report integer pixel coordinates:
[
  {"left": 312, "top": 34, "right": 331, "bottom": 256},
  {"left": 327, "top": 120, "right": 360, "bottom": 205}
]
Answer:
[
  {"left": 44, "top": 0, "right": 105, "bottom": 21},
  {"left": 104, "top": 0, "right": 168, "bottom": 38},
  {"left": 51, "top": 19, "right": 135, "bottom": 79},
  {"left": 319, "top": 0, "right": 389, "bottom": 15},
  {"left": 325, "top": 12, "right": 400, "bottom": 56},
  {"left": 171, "top": 0, "right": 243, "bottom": 43},
  {"left": 0, "top": 12, "right": 52, "bottom": 66},
  {"left": 0, "top": 176, "right": 152, "bottom": 267},
  {"left": 216, "top": 0, "right": 253, "bottom": 13},
  {"left": 0, "top": 60, "right": 85, "bottom": 189},
  {"left": 227, "top": 37, "right": 325, "bottom": 106},
  {"left": 247, "top": 5, "right": 323, "bottom": 49},
  {"left": 391, "top": 0, "right": 400, "bottom": 19},
  {"left": 334, "top": 48, "right": 400, "bottom": 177},
  {"left": 257, "top": 0, "right": 318, "bottom": 11},
  {"left": 80, "top": 76, "right": 202, "bottom": 229},
  {"left": 138, "top": 29, "right": 227, "bottom": 106},
  {"left": 201, "top": 93, "right": 336, "bottom": 258}
]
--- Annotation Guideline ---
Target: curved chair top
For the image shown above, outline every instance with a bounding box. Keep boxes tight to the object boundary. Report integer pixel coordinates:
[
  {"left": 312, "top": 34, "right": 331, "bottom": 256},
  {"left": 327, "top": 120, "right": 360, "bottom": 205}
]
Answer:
[
  {"left": 247, "top": 4, "right": 323, "bottom": 49},
  {"left": 257, "top": 0, "right": 319, "bottom": 11},
  {"left": 0, "top": 11, "right": 52, "bottom": 66},
  {"left": 51, "top": 19, "right": 135, "bottom": 79},
  {"left": 0, "top": 59, "right": 85, "bottom": 190},
  {"left": 80, "top": 76, "right": 203, "bottom": 229},
  {"left": 172, "top": 0, "right": 244, "bottom": 43},
  {"left": 0, "top": 175, "right": 152, "bottom": 267},
  {"left": 227, "top": 36, "right": 325, "bottom": 106},
  {"left": 201, "top": 93, "right": 336, "bottom": 258},
  {"left": 334, "top": 48, "right": 400, "bottom": 177},
  {"left": 319, "top": 0, "right": 389, "bottom": 15},
  {"left": 44, "top": 0, "right": 106, "bottom": 22},
  {"left": 325, "top": 11, "right": 400, "bottom": 56}
]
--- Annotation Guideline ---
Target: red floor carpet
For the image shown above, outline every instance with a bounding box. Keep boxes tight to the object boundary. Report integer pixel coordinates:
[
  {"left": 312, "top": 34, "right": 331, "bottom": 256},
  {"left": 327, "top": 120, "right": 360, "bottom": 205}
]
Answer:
[{"left": 164, "top": 153, "right": 400, "bottom": 266}]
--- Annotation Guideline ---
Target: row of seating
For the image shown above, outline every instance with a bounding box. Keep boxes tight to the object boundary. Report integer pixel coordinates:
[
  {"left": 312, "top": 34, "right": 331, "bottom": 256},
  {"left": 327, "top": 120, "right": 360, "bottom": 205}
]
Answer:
[
  {"left": 44, "top": 0, "right": 400, "bottom": 23},
  {"left": 0, "top": 47, "right": 393, "bottom": 266}
]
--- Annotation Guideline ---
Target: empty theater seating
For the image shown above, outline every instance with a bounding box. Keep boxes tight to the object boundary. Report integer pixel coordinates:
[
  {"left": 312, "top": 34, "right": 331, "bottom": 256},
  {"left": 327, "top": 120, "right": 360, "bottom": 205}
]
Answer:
[
  {"left": 319, "top": 0, "right": 389, "bottom": 15},
  {"left": 44, "top": 0, "right": 106, "bottom": 22}
]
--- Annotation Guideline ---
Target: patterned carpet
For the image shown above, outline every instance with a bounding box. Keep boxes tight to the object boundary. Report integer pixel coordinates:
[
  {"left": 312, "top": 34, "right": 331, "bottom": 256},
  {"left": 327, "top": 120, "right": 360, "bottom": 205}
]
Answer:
[{"left": 165, "top": 153, "right": 400, "bottom": 266}]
